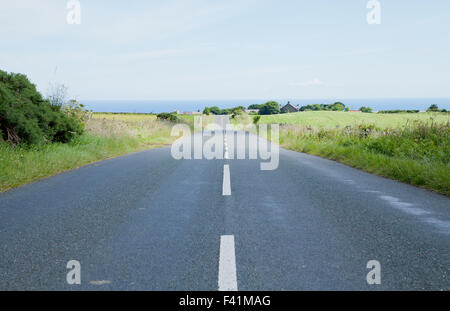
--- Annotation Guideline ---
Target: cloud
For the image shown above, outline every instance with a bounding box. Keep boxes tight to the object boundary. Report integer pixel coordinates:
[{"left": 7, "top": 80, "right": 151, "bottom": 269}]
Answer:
[{"left": 291, "top": 78, "right": 324, "bottom": 87}]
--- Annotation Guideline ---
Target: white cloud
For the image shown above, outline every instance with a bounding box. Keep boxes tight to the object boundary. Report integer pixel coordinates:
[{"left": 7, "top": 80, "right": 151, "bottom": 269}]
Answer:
[{"left": 291, "top": 78, "right": 324, "bottom": 87}]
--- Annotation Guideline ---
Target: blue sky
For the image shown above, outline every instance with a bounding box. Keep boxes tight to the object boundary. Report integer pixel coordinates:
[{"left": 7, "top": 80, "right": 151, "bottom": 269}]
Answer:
[{"left": 1, "top": 0, "right": 449, "bottom": 100}]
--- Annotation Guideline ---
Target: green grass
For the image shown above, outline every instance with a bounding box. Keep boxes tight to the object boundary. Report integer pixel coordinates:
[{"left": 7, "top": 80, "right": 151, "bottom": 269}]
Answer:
[
  {"left": 260, "top": 111, "right": 449, "bottom": 129},
  {"left": 0, "top": 115, "right": 179, "bottom": 192},
  {"left": 274, "top": 120, "right": 450, "bottom": 196}
]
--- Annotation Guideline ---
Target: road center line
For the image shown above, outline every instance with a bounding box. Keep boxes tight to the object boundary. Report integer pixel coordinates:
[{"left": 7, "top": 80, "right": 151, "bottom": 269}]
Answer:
[
  {"left": 222, "top": 164, "right": 231, "bottom": 196},
  {"left": 218, "top": 235, "right": 238, "bottom": 291}
]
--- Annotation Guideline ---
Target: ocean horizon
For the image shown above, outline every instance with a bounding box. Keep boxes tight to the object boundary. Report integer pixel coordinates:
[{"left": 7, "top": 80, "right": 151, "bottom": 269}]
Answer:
[{"left": 80, "top": 98, "right": 450, "bottom": 114}]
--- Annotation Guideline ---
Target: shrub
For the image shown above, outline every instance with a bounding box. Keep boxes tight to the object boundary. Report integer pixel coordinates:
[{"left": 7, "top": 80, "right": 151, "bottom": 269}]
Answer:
[
  {"left": 157, "top": 112, "right": 179, "bottom": 122},
  {"left": 300, "top": 102, "right": 348, "bottom": 112},
  {"left": 0, "top": 70, "right": 83, "bottom": 145},
  {"left": 360, "top": 106, "right": 373, "bottom": 113},
  {"left": 209, "top": 106, "right": 221, "bottom": 115},
  {"left": 378, "top": 110, "right": 420, "bottom": 114},
  {"left": 248, "top": 104, "right": 262, "bottom": 109},
  {"left": 259, "top": 101, "right": 280, "bottom": 115},
  {"left": 203, "top": 107, "right": 211, "bottom": 115}
]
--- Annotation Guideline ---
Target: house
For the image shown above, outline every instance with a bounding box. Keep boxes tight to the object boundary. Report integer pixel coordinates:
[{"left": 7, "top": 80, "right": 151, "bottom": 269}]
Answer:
[
  {"left": 280, "top": 102, "right": 299, "bottom": 113},
  {"left": 349, "top": 110, "right": 362, "bottom": 113}
]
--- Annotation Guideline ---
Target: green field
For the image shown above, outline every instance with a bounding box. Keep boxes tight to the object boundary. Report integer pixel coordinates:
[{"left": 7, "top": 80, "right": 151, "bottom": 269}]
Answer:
[
  {"left": 256, "top": 111, "right": 450, "bottom": 195},
  {"left": 260, "top": 111, "right": 449, "bottom": 128}
]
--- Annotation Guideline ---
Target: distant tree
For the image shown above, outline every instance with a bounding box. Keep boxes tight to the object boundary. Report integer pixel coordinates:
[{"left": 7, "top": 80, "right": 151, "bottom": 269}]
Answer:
[
  {"left": 157, "top": 112, "right": 179, "bottom": 122},
  {"left": 360, "top": 106, "right": 373, "bottom": 113},
  {"left": 427, "top": 104, "right": 439, "bottom": 112},
  {"left": 344, "top": 107, "right": 350, "bottom": 112},
  {"left": 253, "top": 115, "right": 261, "bottom": 124},
  {"left": 219, "top": 109, "right": 232, "bottom": 115},
  {"left": 231, "top": 106, "right": 245, "bottom": 113},
  {"left": 203, "top": 107, "right": 211, "bottom": 115},
  {"left": 330, "top": 102, "right": 346, "bottom": 111},
  {"left": 209, "top": 106, "right": 221, "bottom": 115},
  {"left": 300, "top": 102, "right": 347, "bottom": 112},
  {"left": 248, "top": 104, "right": 262, "bottom": 110},
  {"left": 259, "top": 101, "right": 280, "bottom": 115}
]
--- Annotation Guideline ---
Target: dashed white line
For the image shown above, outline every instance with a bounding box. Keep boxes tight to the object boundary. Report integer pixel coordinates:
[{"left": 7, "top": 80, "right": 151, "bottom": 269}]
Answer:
[
  {"left": 218, "top": 235, "right": 238, "bottom": 291},
  {"left": 222, "top": 164, "right": 231, "bottom": 196}
]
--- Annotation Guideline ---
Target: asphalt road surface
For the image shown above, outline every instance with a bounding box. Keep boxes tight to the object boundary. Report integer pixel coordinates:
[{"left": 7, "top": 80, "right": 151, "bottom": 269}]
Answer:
[{"left": 0, "top": 116, "right": 449, "bottom": 290}]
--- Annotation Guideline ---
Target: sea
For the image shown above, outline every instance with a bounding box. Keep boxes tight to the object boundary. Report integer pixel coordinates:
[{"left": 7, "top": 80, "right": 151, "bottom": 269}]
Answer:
[{"left": 79, "top": 98, "right": 450, "bottom": 114}]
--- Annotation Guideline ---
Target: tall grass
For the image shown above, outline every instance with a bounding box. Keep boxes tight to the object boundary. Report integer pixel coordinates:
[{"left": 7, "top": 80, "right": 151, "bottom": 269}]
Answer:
[
  {"left": 277, "top": 120, "right": 450, "bottom": 195},
  {"left": 0, "top": 116, "right": 179, "bottom": 192}
]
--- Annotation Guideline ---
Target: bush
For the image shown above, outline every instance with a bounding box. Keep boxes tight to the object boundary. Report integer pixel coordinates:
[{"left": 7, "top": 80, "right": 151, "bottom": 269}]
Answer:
[
  {"left": 259, "top": 101, "right": 280, "bottom": 115},
  {"left": 378, "top": 110, "right": 419, "bottom": 114},
  {"left": 203, "top": 107, "right": 211, "bottom": 115},
  {"left": 300, "top": 102, "right": 348, "bottom": 112},
  {"left": 157, "top": 112, "right": 179, "bottom": 122},
  {"left": 360, "top": 106, "right": 373, "bottom": 113},
  {"left": 248, "top": 104, "right": 262, "bottom": 110},
  {"left": 0, "top": 70, "right": 83, "bottom": 145}
]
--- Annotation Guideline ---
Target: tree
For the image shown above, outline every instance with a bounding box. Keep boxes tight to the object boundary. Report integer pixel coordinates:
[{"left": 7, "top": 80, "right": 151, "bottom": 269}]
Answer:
[
  {"left": 259, "top": 101, "right": 280, "bottom": 115},
  {"left": 248, "top": 104, "right": 262, "bottom": 110},
  {"left": 209, "top": 106, "right": 221, "bottom": 115},
  {"left": 360, "top": 106, "right": 373, "bottom": 113},
  {"left": 157, "top": 112, "right": 179, "bottom": 122},
  {"left": 427, "top": 104, "right": 439, "bottom": 112},
  {"left": 231, "top": 106, "right": 245, "bottom": 113},
  {"left": 203, "top": 107, "right": 211, "bottom": 115},
  {"left": 330, "top": 102, "right": 346, "bottom": 111}
]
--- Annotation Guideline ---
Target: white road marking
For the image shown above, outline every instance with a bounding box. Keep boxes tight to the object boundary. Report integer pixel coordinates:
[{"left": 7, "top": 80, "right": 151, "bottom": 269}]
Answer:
[
  {"left": 222, "top": 164, "right": 231, "bottom": 196},
  {"left": 218, "top": 235, "right": 238, "bottom": 291},
  {"left": 89, "top": 280, "right": 111, "bottom": 285}
]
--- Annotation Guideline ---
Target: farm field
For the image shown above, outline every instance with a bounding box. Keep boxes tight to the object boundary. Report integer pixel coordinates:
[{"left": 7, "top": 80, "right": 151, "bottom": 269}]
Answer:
[{"left": 259, "top": 111, "right": 449, "bottom": 128}]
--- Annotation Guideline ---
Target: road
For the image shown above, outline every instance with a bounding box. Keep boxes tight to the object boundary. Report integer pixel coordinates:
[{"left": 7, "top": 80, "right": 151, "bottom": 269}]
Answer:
[{"left": 0, "top": 116, "right": 449, "bottom": 290}]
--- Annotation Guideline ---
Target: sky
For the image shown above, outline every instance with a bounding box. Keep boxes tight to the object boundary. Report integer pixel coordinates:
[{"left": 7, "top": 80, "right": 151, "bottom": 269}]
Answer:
[{"left": 1, "top": 0, "right": 450, "bottom": 101}]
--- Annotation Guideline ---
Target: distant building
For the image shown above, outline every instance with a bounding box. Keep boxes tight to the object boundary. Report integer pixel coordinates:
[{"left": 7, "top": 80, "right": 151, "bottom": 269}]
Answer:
[
  {"left": 173, "top": 109, "right": 180, "bottom": 114},
  {"left": 280, "top": 102, "right": 299, "bottom": 113},
  {"left": 349, "top": 110, "right": 362, "bottom": 113}
]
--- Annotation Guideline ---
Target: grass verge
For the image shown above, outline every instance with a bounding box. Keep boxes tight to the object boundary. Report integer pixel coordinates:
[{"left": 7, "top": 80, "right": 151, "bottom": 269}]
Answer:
[
  {"left": 273, "top": 120, "right": 449, "bottom": 196},
  {"left": 0, "top": 116, "right": 179, "bottom": 192}
]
